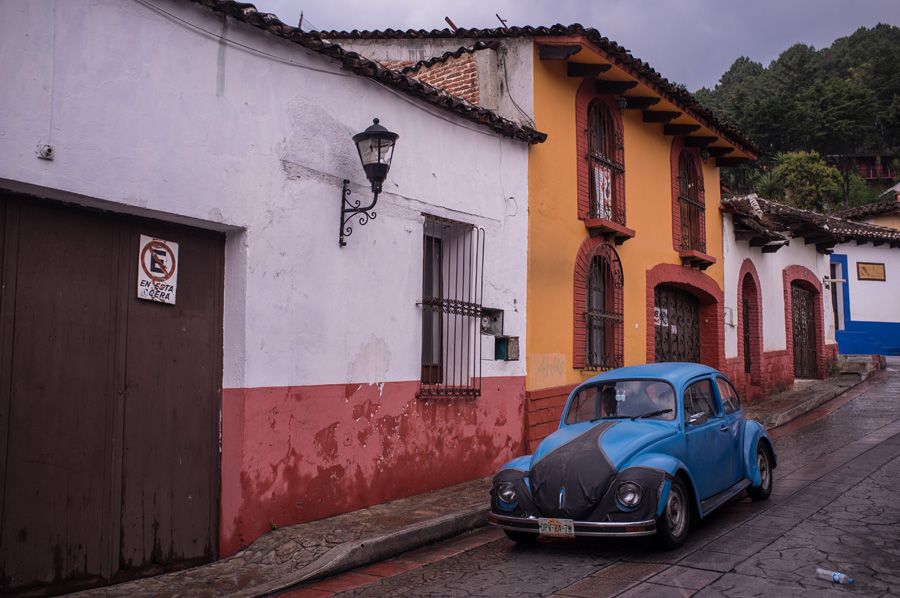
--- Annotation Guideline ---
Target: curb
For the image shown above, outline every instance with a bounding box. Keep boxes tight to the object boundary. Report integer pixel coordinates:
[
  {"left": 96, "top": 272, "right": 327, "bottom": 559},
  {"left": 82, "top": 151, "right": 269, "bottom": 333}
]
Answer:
[
  {"left": 764, "top": 378, "right": 864, "bottom": 429},
  {"left": 245, "top": 506, "right": 489, "bottom": 597}
]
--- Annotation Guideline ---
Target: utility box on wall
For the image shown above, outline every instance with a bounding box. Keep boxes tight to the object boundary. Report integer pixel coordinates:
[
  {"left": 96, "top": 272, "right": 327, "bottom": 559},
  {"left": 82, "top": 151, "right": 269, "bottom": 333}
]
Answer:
[
  {"left": 481, "top": 307, "right": 519, "bottom": 361},
  {"left": 494, "top": 335, "right": 520, "bottom": 361}
]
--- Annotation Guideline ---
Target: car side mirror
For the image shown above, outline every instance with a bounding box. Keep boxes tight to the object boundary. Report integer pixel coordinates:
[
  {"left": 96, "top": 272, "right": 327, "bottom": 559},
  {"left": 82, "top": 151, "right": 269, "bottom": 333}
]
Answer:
[{"left": 688, "top": 411, "right": 708, "bottom": 426}]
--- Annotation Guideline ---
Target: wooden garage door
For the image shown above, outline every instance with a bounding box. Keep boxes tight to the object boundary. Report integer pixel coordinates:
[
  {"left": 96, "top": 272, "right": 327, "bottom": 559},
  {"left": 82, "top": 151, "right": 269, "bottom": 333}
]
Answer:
[
  {"left": 654, "top": 285, "right": 701, "bottom": 363},
  {"left": 0, "top": 194, "right": 224, "bottom": 596}
]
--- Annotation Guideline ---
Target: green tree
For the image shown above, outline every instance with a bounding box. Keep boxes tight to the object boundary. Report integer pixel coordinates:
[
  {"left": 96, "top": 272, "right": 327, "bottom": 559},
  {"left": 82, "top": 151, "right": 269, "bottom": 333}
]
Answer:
[
  {"left": 768, "top": 44, "right": 823, "bottom": 96},
  {"left": 769, "top": 151, "right": 843, "bottom": 211},
  {"left": 808, "top": 78, "right": 878, "bottom": 155}
]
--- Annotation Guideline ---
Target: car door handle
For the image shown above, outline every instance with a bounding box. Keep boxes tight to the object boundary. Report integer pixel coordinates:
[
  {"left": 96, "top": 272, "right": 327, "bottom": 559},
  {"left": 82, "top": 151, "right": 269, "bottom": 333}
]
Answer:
[{"left": 720, "top": 424, "right": 729, "bottom": 432}]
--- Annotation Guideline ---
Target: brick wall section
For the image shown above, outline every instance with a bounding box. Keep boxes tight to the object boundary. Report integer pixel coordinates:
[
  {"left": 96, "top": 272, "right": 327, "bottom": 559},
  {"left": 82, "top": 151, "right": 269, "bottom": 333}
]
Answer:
[
  {"left": 380, "top": 59, "right": 414, "bottom": 71},
  {"left": 726, "top": 349, "right": 794, "bottom": 402},
  {"left": 645, "top": 263, "right": 725, "bottom": 370},
  {"left": 408, "top": 54, "right": 479, "bottom": 104},
  {"left": 524, "top": 383, "right": 578, "bottom": 453},
  {"left": 783, "top": 264, "right": 827, "bottom": 379}
]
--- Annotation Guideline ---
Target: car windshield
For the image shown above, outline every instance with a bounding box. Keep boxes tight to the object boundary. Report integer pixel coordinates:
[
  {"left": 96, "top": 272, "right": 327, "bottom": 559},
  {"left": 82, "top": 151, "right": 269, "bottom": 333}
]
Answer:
[{"left": 564, "top": 379, "right": 677, "bottom": 424}]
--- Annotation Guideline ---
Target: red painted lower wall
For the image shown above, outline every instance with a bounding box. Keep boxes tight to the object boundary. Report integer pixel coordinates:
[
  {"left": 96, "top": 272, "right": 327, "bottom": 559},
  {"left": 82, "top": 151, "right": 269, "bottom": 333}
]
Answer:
[
  {"left": 725, "top": 349, "right": 793, "bottom": 402},
  {"left": 220, "top": 376, "right": 525, "bottom": 556}
]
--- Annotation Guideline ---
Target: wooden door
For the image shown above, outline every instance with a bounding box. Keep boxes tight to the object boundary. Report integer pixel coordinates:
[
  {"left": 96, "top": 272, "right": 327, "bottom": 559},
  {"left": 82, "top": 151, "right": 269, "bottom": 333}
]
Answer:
[
  {"left": 791, "top": 283, "right": 817, "bottom": 379},
  {"left": 655, "top": 285, "right": 700, "bottom": 363},
  {"left": 0, "top": 195, "right": 224, "bottom": 596}
]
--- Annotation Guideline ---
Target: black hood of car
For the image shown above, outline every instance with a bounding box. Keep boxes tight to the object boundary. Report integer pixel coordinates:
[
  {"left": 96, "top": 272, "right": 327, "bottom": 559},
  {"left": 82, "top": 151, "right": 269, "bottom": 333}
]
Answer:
[{"left": 529, "top": 421, "right": 617, "bottom": 520}]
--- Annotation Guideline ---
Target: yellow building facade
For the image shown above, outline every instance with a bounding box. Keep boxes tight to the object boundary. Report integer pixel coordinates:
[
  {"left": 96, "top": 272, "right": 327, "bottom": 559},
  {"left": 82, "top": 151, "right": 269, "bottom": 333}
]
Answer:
[{"left": 523, "top": 34, "right": 756, "bottom": 449}]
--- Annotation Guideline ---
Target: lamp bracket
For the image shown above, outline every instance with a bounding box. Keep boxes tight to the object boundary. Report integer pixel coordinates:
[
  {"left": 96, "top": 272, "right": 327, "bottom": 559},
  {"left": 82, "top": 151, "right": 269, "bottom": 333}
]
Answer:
[{"left": 340, "top": 179, "right": 379, "bottom": 247}]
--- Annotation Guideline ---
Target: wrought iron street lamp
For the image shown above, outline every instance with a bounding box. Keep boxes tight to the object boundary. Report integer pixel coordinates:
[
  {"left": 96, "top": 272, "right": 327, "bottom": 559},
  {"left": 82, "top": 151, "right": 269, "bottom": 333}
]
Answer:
[{"left": 340, "top": 118, "right": 399, "bottom": 246}]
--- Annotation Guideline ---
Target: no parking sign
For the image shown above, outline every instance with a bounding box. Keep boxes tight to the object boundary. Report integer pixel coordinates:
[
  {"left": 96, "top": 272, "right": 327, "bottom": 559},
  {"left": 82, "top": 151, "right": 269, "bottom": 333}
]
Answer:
[{"left": 137, "top": 235, "right": 179, "bottom": 304}]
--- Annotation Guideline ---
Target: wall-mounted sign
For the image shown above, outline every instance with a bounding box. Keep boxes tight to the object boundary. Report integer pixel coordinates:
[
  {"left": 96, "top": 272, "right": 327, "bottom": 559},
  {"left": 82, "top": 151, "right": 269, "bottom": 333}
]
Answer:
[
  {"left": 137, "top": 235, "right": 179, "bottom": 304},
  {"left": 857, "top": 262, "right": 886, "bottom": 282}
]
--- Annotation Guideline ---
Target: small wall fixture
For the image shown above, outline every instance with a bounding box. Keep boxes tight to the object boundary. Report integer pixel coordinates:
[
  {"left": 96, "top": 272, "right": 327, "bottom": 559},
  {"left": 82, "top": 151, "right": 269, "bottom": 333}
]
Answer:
[
  {"left": 616, "top": 96, "right": 628, "bottom": 114},
  {"left": 700, "top": 148, "right": 710, "bottom": 163},
  {"left": 340, "top": 118, "right": 399, "bottom": 246}
]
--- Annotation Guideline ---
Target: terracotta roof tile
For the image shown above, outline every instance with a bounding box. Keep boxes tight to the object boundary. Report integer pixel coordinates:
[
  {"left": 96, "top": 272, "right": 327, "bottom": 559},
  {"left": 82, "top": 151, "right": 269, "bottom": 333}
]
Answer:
[
  {"left": 188, "top": 1, "right": 547, "bottom": 144},
  {"left": 722, "top": 195, "right": 900, "bottom": 251},
  {"left": 832, "top": 197, "right": 900, "bottom": 221},
  {"left": 317, "top": 24, "right": 757, "bottom": 155}
]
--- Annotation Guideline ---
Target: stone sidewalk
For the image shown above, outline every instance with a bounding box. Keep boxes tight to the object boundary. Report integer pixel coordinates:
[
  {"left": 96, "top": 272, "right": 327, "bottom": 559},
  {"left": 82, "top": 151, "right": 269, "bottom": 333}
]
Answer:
[{"left": 66, "top": 372, "right": 874, "bottom": 598}]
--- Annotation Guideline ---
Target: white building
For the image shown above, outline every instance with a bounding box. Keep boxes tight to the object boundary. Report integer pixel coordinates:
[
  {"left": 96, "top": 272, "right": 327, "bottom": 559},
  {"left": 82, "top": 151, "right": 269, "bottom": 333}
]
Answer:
[
  {"left": 721, "top": 196, "right": 837, "bottom": 399},
  {"left": 0, "top": 0, "right": 542, "bottom": 592},
  {"left": 830, "top": 198, "right": 900, "bottom": 355}
]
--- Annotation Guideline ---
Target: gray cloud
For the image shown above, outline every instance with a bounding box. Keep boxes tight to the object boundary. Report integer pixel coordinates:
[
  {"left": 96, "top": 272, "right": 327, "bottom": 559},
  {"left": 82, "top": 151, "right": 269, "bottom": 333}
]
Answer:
[{"left": 249, "top": 0, "right": 900, "bottom": 91}]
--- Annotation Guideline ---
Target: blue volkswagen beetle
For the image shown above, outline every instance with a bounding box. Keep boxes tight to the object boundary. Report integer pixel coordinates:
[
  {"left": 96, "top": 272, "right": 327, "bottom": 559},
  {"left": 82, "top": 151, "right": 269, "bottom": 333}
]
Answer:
[{"left": 489, "top": 363, "right": 775, "bottom": 549}]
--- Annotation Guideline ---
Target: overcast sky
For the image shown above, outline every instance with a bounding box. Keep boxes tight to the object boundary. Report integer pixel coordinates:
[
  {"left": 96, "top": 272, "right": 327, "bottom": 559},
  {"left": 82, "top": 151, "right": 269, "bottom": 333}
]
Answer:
[{"left": 246, "top": 0, "right": 899, "bottom": 92}]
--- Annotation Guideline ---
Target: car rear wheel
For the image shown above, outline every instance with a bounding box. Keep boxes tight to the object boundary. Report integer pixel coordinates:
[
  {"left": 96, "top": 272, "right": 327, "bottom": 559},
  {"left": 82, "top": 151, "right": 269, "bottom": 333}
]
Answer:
[
  {"left": 504, "top": 529, "right": 539, "bottom": 543},
  {"left": 657, "top": 477, "right": 690, "bottom": 550},
  {"left": 747, "top": 443, "right": 773, "bottom": 501}
]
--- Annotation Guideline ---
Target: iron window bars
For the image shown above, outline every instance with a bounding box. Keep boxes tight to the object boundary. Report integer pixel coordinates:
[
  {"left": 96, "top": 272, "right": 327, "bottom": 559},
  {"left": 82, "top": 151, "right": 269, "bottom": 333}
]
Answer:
[
  {"left": 587, "top": 101, "right": 626, "bottom": 224},
  {"left": 584, "top": 243, "right": 624, "bottom": 371},
  {"left": 678, "top": 151, "right": 706, "bottom": 253},
  {"left": 419, "top": 214, "right": 485, "bottom": 398}
]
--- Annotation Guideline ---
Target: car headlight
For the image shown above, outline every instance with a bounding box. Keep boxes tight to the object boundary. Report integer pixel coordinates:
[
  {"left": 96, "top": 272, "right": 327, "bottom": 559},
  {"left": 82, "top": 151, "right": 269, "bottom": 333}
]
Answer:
[
  {"left": 497, "top": 482, "right": 518, "bottom": 504},
  {"left": 616, "top": 482, "right": 643, "bottom": 509}
]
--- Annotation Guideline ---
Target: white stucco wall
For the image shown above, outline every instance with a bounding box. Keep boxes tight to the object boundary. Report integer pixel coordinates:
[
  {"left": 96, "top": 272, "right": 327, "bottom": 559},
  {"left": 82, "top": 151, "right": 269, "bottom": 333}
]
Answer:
[
  {"left": 0, "top": 0, "right": 530, "bottom": 390},
  {"left": 722, "top": 213, "right": 832, "bottom": 358},
  {"left": 832, "top": 243, "right": 900, "bottom": 323}
]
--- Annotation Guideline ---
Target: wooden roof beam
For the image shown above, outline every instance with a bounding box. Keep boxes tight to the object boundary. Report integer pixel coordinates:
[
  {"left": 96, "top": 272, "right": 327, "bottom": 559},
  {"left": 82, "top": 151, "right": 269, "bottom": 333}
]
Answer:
[
  {"left": 538, "top": 44, "right": 582, "bottom": 60},
  {"left": 595, "top": 80, "right": 639, "bottom": 95},
  {"left": 716, "top": 157, "right": 749, "bottom": 167},
  {"left": 644, "top": 111, "right": 681, "bottom": 124},
  {"left": 663, "top": 123, "right": 701, "bottom": 135},
  {"left": 683, "top": 136, "right": 718, "bottom": 147},
  {"left": 622, "top": 96, "right": 660, "bottom": 110},
  {"left": 705, "top": 146, "right": 733, "bottom": 158},
  {"left": 567, "top": 62, "right": 612, "bottom": 78},
  {"left": 803, "top": 233, "right": 840, "bottom": 245}
]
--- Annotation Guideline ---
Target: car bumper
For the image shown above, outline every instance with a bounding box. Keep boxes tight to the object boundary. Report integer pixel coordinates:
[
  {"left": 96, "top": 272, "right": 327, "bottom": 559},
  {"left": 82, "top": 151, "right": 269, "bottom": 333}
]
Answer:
[{"left": 489, "top": 512, "right": 657, "bottom": 538}]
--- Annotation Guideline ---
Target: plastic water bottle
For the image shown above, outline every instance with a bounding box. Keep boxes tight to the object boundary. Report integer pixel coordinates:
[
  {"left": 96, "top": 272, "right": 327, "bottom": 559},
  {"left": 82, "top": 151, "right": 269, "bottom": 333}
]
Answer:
[{"left": 816, "top": 568, "right": 854, "bottom": 585}]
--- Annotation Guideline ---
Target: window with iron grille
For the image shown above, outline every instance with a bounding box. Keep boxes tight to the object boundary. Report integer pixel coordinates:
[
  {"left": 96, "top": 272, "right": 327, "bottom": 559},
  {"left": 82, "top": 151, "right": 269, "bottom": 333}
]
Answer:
[
  {"left": 584, "top": 244, "right": 624, "bottom": 371},
  {"left": 587, "top": 100, "right": 625, "bottom": 223},
  {"left": 678, "top": 150, "right": 706, "bottom": 252},
  {"left": 420, "top": 215, "right": 484, "bottom": 398}
]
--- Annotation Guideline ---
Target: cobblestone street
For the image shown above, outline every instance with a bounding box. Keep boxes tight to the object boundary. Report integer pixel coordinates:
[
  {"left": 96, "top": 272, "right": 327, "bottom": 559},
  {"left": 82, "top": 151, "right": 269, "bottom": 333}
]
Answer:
[{"left": 279, "top": 361, "right": 900, "bottom": 598}]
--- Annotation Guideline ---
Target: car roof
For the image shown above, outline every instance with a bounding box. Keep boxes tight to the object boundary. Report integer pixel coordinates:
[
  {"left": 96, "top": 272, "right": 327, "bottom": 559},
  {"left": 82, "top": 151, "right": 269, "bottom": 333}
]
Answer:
[{"left": 581, "top": 362, "right": 722, "bottom": 389}]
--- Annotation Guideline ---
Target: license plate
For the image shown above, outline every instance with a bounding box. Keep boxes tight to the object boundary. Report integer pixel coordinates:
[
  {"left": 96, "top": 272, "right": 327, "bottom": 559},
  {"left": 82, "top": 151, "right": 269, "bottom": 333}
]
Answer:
[{"left": 538, "top": 517, "right": 575, "bottom": 537}]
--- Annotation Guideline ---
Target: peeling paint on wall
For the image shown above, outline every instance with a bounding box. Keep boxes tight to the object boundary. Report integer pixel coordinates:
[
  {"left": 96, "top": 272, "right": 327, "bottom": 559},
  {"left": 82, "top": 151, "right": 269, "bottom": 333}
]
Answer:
[
  {"left": 348, "top": 334, "right": 392, "bottom": 383},
  {"left": 221, "top": 377, "right": 525, "bottom": 556}
]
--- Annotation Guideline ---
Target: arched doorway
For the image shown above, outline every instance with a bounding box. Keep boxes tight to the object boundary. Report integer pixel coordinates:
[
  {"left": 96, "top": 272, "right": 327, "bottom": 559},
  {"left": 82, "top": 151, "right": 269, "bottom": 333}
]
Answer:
[
  {"left": 740, "top": 268, "right": 763, "bottom": 389},
  {"left": 646, "top": 264, "right": 724, "bottom": 370},
  {"left": 783, "top": 265, "right": 824, "bottom": 380},
  {"left": 791, "top": 282, "right": 818, "bottom": 378},
  {"left": 654, "top": 285, "right": 701, "bottom": 363}
]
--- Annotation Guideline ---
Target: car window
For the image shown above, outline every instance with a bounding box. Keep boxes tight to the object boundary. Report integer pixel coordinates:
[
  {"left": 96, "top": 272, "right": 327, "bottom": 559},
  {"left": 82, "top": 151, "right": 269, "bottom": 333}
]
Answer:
[
  {"left": 684, "top": 379, "right": 718, "bottom": 421},
  {"left": 716, "top": 377, "right": 741, "bottom": 414},
  {"left": 565, "top": 386, "right": 600, "bottom": 424},
  {"left": 564, "top": 380, "right": 676, "bottom": 423}
]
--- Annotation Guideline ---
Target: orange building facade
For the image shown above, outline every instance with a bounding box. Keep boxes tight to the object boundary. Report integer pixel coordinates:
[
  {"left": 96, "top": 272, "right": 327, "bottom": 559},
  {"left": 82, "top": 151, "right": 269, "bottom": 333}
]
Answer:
[{"left": 523, "top": 32, "right": 757, "bottom": 450}]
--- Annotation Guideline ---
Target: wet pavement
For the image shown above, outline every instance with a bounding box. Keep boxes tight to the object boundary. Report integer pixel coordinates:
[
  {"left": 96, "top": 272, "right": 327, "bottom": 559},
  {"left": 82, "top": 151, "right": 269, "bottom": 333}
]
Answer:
[{"left": 65, "top": 367, "right": 884, "bottom": 598}]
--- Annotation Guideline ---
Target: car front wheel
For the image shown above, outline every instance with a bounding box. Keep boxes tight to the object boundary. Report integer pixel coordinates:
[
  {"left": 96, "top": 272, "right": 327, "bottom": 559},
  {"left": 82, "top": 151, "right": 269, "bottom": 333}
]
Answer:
[
  {"left": 747, "top": 443, "right": 773, "bottom": 501},
  {"left": 657, "top": 477, "right": 690, "bottom": 550}
]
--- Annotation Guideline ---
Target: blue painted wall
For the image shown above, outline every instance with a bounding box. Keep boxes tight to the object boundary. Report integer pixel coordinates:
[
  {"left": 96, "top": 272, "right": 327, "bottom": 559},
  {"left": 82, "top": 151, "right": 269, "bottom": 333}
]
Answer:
[{"left": 832, "top": 254, "right": 900, "bottom": 355}]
